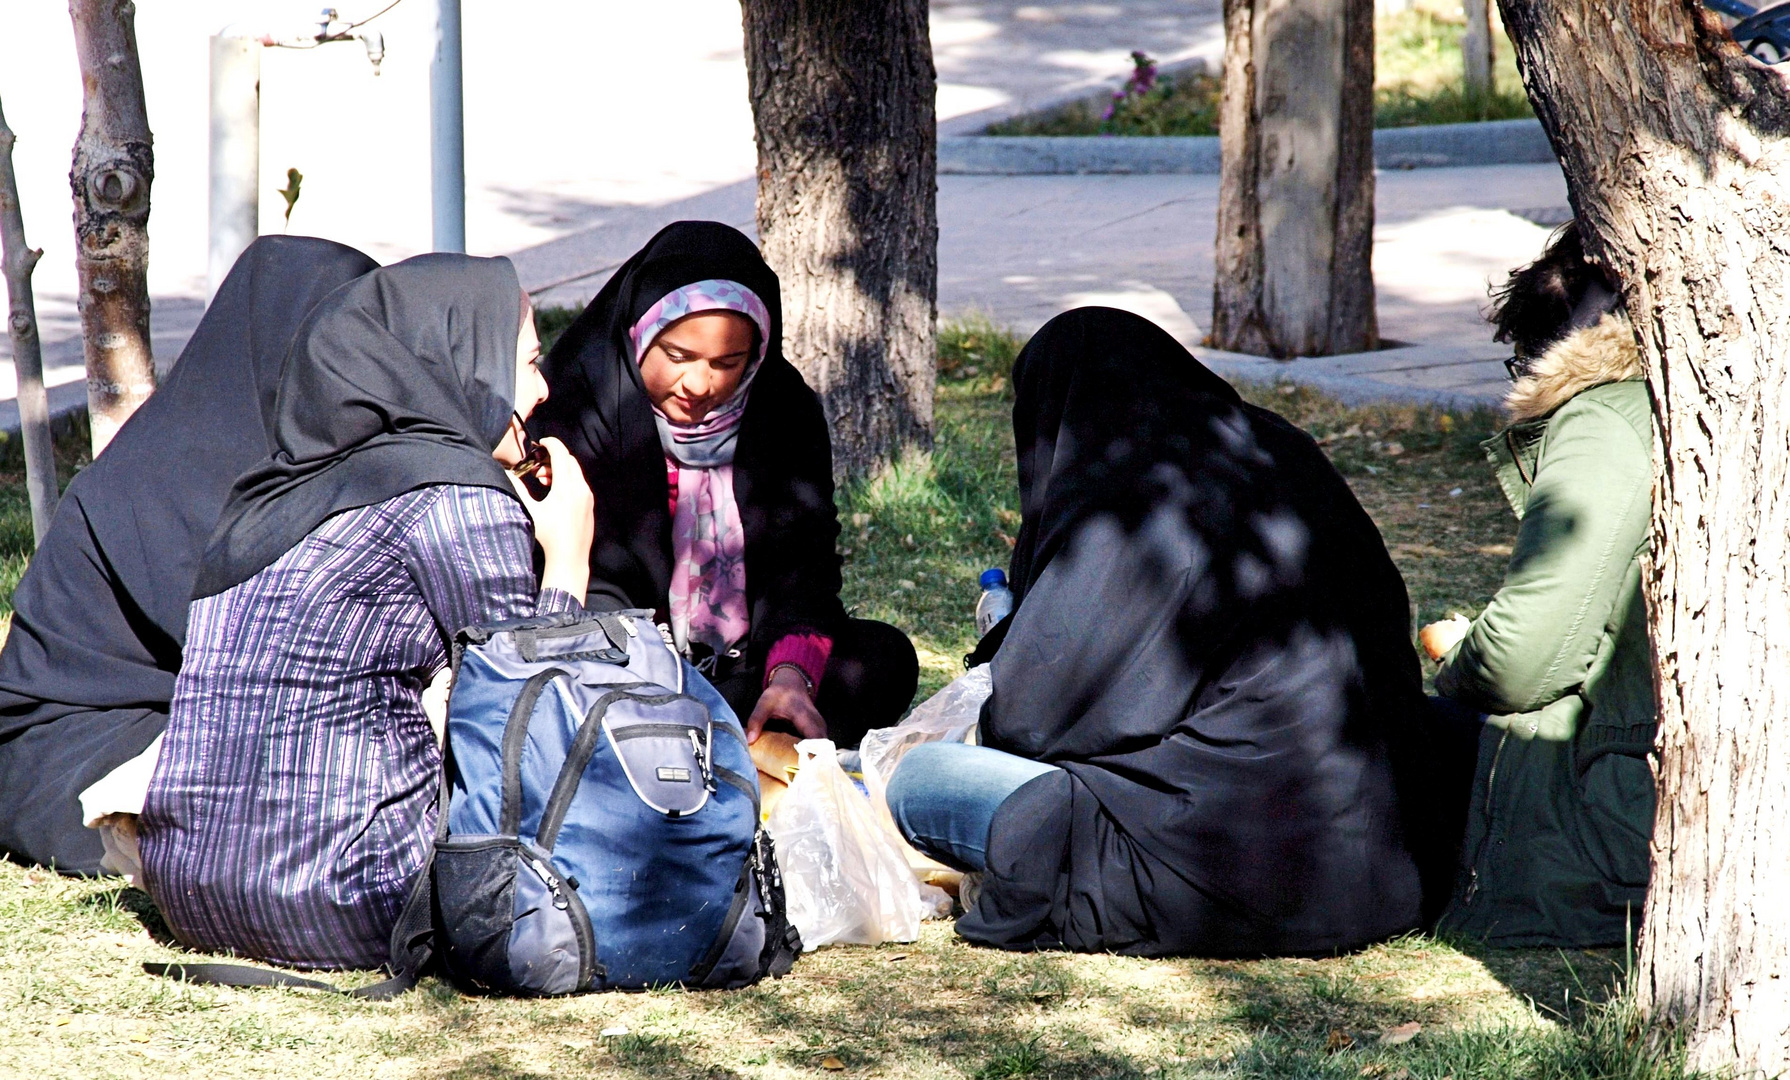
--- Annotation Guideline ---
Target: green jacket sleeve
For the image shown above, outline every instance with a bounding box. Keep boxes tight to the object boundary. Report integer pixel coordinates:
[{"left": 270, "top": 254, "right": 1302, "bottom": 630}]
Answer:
[{"left": 1435, "top": 393, "right": 1651, "bottom": 719}]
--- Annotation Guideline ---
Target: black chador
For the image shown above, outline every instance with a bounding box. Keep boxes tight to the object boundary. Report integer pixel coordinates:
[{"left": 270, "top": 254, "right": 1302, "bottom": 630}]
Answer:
[
  {"left": 0, "top": 237, "right": 378, "bottom": 873},
  {"left": 961, "top": 307, "right": 1450, "bottom": 957}
]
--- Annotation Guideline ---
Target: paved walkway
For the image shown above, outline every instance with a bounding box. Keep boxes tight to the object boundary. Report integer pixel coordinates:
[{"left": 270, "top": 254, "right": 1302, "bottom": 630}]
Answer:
[
  {"left": 1, "top": 0, "right": 1563, "bottom": 424},
  {"left": 0, "top": 161, "right": 1566, "bottom": 428},
  {"left": 521, "top": 161, "right": 1568, "bottom": 409},
  {"left": 2, "top": 1, "right": 1226, "bottom": 368}
]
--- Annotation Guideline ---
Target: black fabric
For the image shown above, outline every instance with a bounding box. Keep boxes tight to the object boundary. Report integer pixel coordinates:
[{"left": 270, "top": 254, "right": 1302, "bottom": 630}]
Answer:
[
  {"left": 194, "top": 253, "right": 525, "bottom": 598},
  {"left": 958, "top": 307, "right": 1444, "bottom": 958},
  {"left": 710, "top": 618, "right": 920, "bottom": 750},
  {"left": 0, "top": 237, "right": 378, "bottom": 873},
  {"left": 529, "top": 221, "right": 846, "bottom": 666}
]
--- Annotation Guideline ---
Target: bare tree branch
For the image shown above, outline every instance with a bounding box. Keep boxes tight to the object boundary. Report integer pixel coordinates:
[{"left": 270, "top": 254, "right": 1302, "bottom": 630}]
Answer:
[{"left": 0, "top": 95, "right": 59, "bottom": 544}]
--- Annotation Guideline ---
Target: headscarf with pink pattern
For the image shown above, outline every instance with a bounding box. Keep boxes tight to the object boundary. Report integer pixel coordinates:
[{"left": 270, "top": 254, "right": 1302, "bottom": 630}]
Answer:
[{"left": 629, "top": 279, "right": 772, "bottom": 657}]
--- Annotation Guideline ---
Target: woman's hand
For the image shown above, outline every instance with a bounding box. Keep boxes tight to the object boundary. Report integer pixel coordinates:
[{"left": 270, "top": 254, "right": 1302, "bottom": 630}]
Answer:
[
  {"left": 1419, "top": 613, "right": 1472, "bottom": 662},
  {"left": 745, "top": 666, "right": 827, "bottom": 744},
  {"left": 509, "top": 437, "right": 593, "bottom": 600}
]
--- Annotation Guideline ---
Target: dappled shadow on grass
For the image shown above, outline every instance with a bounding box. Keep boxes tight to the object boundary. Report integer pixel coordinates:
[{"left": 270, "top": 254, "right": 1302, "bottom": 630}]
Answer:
[
  {"left": 1449, "top": 938, "right": 1630, "bottom": 1027},
  {"left": 77, "top": 884, "right": 178, "bottom": 947},
  {"left": 1, "top": 850, "right": 1688, "bottom": 1080}
]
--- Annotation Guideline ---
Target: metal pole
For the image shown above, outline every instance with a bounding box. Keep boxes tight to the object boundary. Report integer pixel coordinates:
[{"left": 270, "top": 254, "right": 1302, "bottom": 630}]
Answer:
[
  {"left": 429, "top": 0, "right": 465, "bottom": 253},
  {"left": 208, "top": 35, "right": 260, "bottom": 300}
]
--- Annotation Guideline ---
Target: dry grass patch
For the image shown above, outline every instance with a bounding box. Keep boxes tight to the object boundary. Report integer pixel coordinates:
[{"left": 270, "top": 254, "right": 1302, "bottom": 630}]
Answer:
[
  {"left": 1, "top": 861, "right": 1629, "bottom": 1079},
  {"left": 0, "top": 318, "right": 1681, "bottom": 1078}
]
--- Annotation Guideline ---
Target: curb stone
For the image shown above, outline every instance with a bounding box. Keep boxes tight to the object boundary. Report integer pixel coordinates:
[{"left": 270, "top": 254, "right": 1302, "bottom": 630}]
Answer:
[{"left": 939, "top": 118, "right": 1553, "bottom": 175}]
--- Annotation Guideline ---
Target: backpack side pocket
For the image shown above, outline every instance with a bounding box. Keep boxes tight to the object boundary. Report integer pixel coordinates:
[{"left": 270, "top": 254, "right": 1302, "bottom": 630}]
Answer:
[{"left": 434, "top": 836, "right": 598, "bottom": 996}]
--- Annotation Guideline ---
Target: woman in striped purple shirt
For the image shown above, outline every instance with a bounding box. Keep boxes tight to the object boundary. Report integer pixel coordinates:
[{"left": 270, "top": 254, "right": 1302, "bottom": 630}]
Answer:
[{"left": 139, "top": 254, "right": 594, "bottom": 970}]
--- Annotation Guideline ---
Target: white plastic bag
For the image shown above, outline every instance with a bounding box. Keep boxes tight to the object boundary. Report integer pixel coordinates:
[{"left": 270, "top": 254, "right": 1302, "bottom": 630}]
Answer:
[
  {"left": 858, "top": 664, "right": 991, "bottom": 793},
  {"left": 766, "top": 739, "right": 926, "bottom": 948}
]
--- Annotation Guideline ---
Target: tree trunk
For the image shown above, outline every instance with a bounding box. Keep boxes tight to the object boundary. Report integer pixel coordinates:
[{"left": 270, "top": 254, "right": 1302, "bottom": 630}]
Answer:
[
  {"left": 1462, "top": 0, "right": 1494, "bottom": 98},
  {"left": 0, "top": 96, "right": 59, "bottom": 544},
  {"left": 1497, "top": 0, "right": 1790, "bottom": 1073},
  {"left": 740, "top": 0, "right": 937, "bottom": 478},
  {"left": 69, "top": 0, "right": 155, "bottom": 457},
  {"left": 1211, "top": 0, "right": 1377, "bottom": 358}
]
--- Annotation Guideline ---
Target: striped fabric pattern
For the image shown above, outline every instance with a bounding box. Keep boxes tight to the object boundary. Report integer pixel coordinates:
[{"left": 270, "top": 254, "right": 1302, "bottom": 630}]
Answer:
[{"left": 140, "top": 484, "right": 578, "bottom": 969}]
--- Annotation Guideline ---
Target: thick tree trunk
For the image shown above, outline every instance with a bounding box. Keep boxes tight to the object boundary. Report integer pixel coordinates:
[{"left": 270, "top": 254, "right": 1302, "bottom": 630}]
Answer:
[
  {"left": 1211, "top": 0, "right": 1377, "bottom": 358},
  {"left": 1462, "top": 0, "right": 1494, "bottom": 97},
  {"left": 1497, "top": 0, "right": 1790, "bottom": 1073},
  {"left": 740, "top": 0, "right": 937, "bottom": 478},
  {"left": 0, "top": 96, "right": 59, "bottom": 544},
  {"left": 69, "top": 0, "right": 155, "bottom": 457}
]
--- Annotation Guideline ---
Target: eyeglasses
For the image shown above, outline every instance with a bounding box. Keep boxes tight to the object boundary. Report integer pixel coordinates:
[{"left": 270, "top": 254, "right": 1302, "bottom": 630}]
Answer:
[{"left": 508, "top": 411, "right": 550, "bottom": 478}]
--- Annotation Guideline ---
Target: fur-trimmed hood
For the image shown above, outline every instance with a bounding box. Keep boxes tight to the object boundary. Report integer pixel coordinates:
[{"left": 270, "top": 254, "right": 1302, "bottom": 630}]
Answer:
[{"left": 1504, "top": 313, "right": 1643, "bottom": 422}]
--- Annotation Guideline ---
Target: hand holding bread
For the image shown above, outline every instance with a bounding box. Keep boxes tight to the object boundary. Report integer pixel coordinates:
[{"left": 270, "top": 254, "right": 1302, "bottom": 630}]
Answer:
[{"left": 1419, "top": 613, "right": 1472, "bottom": 662}]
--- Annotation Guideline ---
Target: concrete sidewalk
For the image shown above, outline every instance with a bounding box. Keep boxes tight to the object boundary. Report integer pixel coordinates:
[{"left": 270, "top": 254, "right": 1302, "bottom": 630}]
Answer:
[
  {"left": 0, "top": 161, "right": 1566, "bottom": 429},
  {"left": 521, "top": 162, "right": 1568, "bottom": 409},
  {"left": 2, "top": 0, "right": 1228, "bottom": 420},
  {"left": 2, "top": 0, "right": 1565, "bottom": 425}
]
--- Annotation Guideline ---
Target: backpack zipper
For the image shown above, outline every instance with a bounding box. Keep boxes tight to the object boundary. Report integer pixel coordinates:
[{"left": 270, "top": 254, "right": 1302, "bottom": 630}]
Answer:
[
  {"left": 689, "top": 729, "right": 717, "bottom": 793},
  {"left": 1461, "top": 730, "right": 1511, "bottom": 906},
  {"left": 524, "top": 850, "right": 571, "bottom": 911}
]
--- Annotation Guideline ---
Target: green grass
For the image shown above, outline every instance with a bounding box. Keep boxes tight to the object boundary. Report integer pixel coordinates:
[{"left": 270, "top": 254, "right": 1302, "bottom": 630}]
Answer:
[
  {"left": 0, "top": 861, "right": 1689, "bottom": 1079},
  {"left": 0, "top": 317, "right": 1699, "bottom": 1078},
  {"left": 1373, "top": 9, "right": 1532, "bottom": 128},
  {"left": 985, "top": 10, "right": 1532, "bottom": 137},
  {"left": 535, "top": 304, "right": 581, "bottom": 354},
  {"left": 0, "top": 412, "right": 93, "bottom": 620}
]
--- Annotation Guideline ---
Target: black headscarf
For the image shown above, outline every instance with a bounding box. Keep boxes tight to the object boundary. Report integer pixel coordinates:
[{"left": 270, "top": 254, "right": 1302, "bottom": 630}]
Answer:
[
  {"left": 194, "top": 254, "right": 525, "bottom": 598},
  {"left": 529, "top": 221, "right": 844, "bottom": 655},
  {"left": 0, "top": 236, "right": 378, "bottom": 872},
  {"left": 960, "top": 308, "right": 1440, "bottom": 957},
  {"left": 1006, "top": 308, "right": 1249, "bottom": 606}
]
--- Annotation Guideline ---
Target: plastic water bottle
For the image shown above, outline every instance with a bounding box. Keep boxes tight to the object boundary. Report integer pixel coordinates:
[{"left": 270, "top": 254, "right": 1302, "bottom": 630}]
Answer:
[{"left": 975, "top": 568, "right": 1014, "bottom": 635}]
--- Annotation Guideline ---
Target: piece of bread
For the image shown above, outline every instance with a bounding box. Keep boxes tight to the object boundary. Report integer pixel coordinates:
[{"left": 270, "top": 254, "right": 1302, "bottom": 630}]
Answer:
[
  {"left": 758, "top": 772, "right": 790, "bottom": 820},
  {"left": 749, "top": 730, "right": 801, "bottom": 783}
]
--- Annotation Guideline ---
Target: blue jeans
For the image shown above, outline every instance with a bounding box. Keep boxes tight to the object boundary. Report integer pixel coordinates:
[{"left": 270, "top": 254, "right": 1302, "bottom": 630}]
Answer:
[{"left": 885, "top": 742, "right": 1058, "bottom": 873}]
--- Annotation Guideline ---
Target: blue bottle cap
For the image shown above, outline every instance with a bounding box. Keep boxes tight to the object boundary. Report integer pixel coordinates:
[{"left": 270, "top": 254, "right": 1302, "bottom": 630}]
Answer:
[{"left": 979, "top": 568, "right": 1008, "bottom": 590}]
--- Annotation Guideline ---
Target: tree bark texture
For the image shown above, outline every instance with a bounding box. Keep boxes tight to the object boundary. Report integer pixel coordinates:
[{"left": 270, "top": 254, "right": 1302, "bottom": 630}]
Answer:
[
  {"left": 69, "top": 0, "right": 156, "bottom": 456},
  {"left": 1211, "top": 0, "right": 1377, "bottom": 358},
  {"left": 1462, "top": 0, "right": 1495, "bottom": 97},
  {"left": 1497, "top": 0, "right": 1790, "bottom": 1073},
  {"left": 0, "top": 96, "right": 59, "bottom": 544},
  {"left": 741, "top": 0, "right": 937, "bottom": 477}
]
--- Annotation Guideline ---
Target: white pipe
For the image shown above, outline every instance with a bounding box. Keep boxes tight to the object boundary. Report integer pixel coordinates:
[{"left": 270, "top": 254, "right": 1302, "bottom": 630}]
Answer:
[
  {"left": 207, "top": 35, "right": 260, "bottom": 301},
  {"left": 429, "top": 0, "right": 465, "bottom": 253}
]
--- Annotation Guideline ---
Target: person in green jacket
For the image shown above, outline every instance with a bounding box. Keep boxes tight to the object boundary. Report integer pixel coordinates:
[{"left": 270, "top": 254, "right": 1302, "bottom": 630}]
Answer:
[{"left": 1419, "top": 223, "right": 1656, "bottom": 947}]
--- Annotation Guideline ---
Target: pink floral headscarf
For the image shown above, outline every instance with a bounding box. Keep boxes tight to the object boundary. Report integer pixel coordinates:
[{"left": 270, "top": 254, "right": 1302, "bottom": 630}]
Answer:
[{"left": 629, "top": 279, "right": 772, "bottom": 657}]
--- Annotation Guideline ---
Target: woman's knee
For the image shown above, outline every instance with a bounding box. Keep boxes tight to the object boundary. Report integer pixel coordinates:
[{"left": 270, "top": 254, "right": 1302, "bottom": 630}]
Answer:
[
  {"left": 882, "top": 740, "right": 952, "bottom": 831},
  {"left": 817, "top": 619, "right": 921, "bottom": 741}
]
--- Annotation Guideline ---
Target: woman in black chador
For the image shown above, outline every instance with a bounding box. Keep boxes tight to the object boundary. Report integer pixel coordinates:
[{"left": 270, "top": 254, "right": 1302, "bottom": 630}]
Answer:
[
  {"left": 530, "top": 220, "right": 918, "bottom": 749},
  {"left": 0, "top": 236, "right": 377, "bottom": 874},
  {"left": 886, "top": 307, "right": 1449, "bottom": 957}
]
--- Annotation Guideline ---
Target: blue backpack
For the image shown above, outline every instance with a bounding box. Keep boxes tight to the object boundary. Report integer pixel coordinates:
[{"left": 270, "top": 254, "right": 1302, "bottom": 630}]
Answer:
[
  {"left": 142, "top": 608, "right": 797, "bottom": 998},
  {"left": 412, "top": 609, "right": 801, "bottom": 994}
]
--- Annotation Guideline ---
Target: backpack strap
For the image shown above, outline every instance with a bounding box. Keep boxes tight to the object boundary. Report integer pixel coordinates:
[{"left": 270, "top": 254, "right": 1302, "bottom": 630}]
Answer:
[
  {"left": 500, "top": 668, "right": 571, "bottom": 835},
  {"left": 752, "top": 828, "right": 802, "bottom": 978},
  {"left": 532, "top": 684, "right": 658, "bottom": 851},
  {"left": 141, "top": 957, "right": 422, "bottom": 999},
  {"left": 359, "top": 779, "right": 449, "bottom": 1001},
  {"left": 142, "top": 962, "right": 341, "bottom": 991}
]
